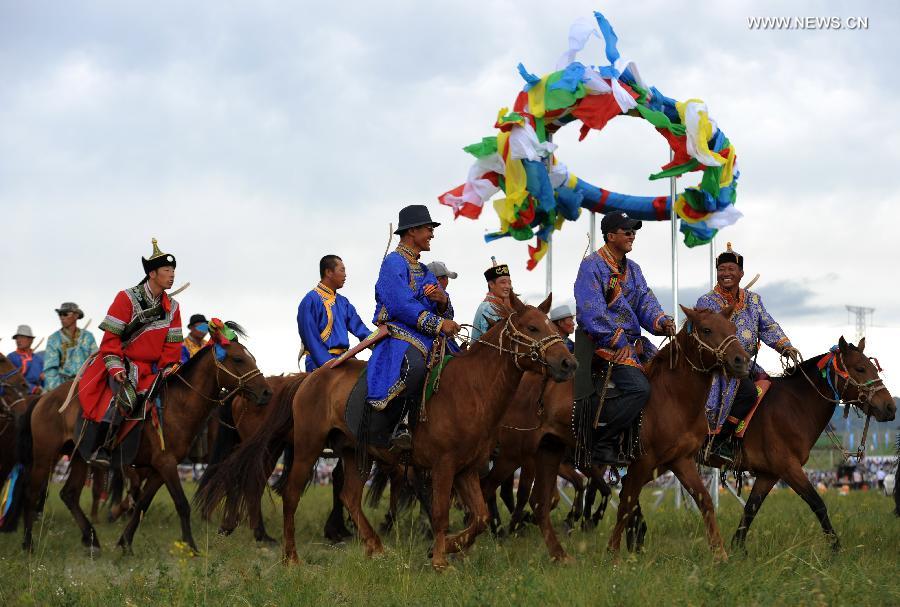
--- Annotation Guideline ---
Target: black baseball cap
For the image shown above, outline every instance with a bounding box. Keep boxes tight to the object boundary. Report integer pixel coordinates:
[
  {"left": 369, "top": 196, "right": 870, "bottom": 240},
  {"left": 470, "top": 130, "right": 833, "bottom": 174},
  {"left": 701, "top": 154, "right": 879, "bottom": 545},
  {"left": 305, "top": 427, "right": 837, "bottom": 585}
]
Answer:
[
  {"left": 188, "top": 314, "right": 208, "bottom": 327},
  {"left": 600, "top": 211, "right": 642, "bottom": 234}
]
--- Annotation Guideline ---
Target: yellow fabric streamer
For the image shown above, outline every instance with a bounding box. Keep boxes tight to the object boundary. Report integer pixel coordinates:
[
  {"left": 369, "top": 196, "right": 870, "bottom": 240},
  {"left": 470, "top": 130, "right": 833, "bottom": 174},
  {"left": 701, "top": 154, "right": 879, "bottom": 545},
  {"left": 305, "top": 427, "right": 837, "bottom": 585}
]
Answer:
[{"left": 527, "top": 77, "right": 548, "bottom": 119}]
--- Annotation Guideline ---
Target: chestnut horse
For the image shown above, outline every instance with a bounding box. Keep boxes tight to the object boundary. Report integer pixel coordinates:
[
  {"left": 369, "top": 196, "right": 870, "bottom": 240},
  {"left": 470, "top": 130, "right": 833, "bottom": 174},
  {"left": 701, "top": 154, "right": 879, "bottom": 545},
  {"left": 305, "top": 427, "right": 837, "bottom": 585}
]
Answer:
[
  {"left": 715, "top": 337, "right": 895, "bottom": 551},
  {"left": 198, "top": 293, "right": 576, "bottom": 570},
  {"left": 18, "top": 330, "right": 271, "bottom": 554},
  {"left": 526, "top": 306, "right": 749, "bottom": 562}
]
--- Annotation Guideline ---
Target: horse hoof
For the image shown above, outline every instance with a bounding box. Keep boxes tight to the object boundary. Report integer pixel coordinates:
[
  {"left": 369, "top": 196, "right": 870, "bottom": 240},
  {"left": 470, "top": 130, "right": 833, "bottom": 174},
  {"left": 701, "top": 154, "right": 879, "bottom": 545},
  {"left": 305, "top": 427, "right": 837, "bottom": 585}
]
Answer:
[
  {"left": 552, "top": 553, "right": 575, "bottom": 565},
  {"left": 365, "top": 543, "right": 385, "bottom": 558},
  {"left": 255, "top": 534, "right": 278, "bottom": 545},
  {"left": 85, "top": 544, "right": 102, "bottom": 558},
  {"left": 283, "top": 553, "right": 301, "bottom": 565},
  {"left": 713, "top": 549, "right": 728, "bottom": 563},
  {"left": 431, "top": 559, "right": 450, "bottom": 572}
]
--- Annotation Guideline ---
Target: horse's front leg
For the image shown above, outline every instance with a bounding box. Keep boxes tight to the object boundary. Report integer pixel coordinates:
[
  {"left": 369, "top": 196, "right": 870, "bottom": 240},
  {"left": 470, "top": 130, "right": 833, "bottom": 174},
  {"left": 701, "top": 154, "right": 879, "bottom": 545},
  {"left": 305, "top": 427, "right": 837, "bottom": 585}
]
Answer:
[
  {"left": 670, "top": 456, "right": 727, "bottom": 561},
  {"left": 444, "top": 467, "right": 489, "bottom": 554},
  {"left": 117, "top": 471, "right": 165, "bottom": 555},
  {"left": 338, "top": 448, "right": 382, "bottom": 557},
  {"left": 607, "top": 456, "right": 653, "bottom": 556},
  {"left": 158, "top": 461, "right": 199, "bottom": 554},
  {"left": 429, "top": 459, "right": 455, "bottom": 571}
]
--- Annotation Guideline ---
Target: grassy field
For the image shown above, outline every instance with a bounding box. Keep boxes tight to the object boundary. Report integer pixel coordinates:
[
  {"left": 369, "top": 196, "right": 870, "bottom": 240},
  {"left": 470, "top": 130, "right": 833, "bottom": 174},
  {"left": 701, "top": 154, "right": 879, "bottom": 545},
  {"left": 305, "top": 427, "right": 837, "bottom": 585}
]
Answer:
[{"left": 0, "top": 481, "right": 897, "bottom": 606}]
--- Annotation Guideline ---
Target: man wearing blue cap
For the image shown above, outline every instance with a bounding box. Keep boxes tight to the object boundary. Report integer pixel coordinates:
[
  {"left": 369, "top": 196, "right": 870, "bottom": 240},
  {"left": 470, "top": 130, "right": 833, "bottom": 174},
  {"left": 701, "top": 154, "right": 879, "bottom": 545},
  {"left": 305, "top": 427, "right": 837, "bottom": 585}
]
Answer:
[{"left": 181, "top": 314, "right": 209, "bottom": 363}]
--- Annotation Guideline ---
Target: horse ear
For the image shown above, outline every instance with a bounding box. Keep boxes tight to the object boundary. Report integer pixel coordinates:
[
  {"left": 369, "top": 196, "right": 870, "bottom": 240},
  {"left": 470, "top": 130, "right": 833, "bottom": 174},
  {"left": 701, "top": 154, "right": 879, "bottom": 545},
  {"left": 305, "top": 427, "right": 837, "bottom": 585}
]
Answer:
[
  {"left": 538, "top": 293, "right": 552, "bottom": 314},
  {"left": 857, "top": 337, "right": 866, "bottom": 353},
  {"left": 838, "top": 336, "right": 849, "bottom": 354},
  {"left": 719, "top": 305, "right": 734, "bottom": 319},
  {"left": 509, "top": 291, "right": 527, "bottom": 315},
  {"left": 679, "top": 305, "right": 697, "bottom": 322}
]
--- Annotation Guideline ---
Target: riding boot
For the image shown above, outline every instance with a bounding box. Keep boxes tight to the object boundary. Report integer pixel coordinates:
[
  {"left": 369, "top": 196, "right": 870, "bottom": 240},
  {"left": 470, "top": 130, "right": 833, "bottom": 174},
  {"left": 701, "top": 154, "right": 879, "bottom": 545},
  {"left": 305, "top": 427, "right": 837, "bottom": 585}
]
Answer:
[
  {"left": 710, "top": 421, "right": 739, "bottom": 465},
  {"left": 389, "top": 414, "right": 412, "bottom": 452},
  {"left": 591, "top": 435, "right": 628, "bottom": 466},
  {"left": 89, "top": 420, "right": 121, "bottom": 468}
]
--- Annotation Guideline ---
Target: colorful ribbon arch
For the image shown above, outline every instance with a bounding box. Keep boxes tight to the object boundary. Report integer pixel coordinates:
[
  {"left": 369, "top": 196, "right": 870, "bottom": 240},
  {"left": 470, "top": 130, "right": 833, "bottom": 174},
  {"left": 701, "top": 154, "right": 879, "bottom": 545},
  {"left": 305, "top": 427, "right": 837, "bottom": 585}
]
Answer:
[{"left": 438, "top": 11, "right": 741, "bottom": 269}]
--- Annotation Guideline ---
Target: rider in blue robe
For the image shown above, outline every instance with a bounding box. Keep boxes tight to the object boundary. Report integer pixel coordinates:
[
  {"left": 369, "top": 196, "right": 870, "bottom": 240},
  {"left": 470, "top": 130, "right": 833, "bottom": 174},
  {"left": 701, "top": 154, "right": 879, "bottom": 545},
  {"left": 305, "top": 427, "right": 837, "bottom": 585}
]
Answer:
[
  {"left": 695, "top": 243, "right": 800, "bottom": 462},
  {"left": 366, "top": 205, "right": 459, "bottom": 450}
]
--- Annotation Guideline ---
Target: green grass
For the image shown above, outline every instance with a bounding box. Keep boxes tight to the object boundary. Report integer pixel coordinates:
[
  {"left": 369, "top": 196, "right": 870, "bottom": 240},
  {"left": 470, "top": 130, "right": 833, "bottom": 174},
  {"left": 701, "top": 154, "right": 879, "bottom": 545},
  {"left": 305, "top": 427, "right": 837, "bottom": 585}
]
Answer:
[{"left": 0, "top": 482, "right": 897, "bottom": 606}]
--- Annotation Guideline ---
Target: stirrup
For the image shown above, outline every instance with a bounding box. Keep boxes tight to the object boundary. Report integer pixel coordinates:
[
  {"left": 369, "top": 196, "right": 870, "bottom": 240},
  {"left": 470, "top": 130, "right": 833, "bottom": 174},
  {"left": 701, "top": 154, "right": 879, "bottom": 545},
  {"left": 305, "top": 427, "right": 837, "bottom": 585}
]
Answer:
[{"left": 89, "top": 449, "right": 112, "bottom": 468}]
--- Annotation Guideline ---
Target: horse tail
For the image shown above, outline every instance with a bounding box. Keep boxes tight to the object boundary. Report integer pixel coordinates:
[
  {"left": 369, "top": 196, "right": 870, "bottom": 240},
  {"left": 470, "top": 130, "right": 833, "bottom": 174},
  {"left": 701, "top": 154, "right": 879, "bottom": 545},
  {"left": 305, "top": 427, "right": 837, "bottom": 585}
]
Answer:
[
  {"left": 196, "top": 400, "right": 241, "bottom": 493},
  {"left": 0, "top": 398, "right": 37, "bottom": 532},
  {"left": 365, "top": 462, "right": 391, "bottom": 508},
  {"left": 193, "top": 375, "right": 302, "bottom": 523},
  {"left": 108, "top": 466, "right": 124, "bottom": 508},
  {"left": 893, "top": 431, "right": 899, "bottom": 517},
  {"left": 270, "top": 443, "right": 292, "bottom": 497}
]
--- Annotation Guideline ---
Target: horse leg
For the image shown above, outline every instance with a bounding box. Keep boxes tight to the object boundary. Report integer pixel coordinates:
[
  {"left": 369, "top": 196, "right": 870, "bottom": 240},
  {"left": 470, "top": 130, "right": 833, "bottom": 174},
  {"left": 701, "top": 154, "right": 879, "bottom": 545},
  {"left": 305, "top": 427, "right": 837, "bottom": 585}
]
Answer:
[
  {"left": 511, "top": 464, "right": 535, "bottom": 532},
  {"left": 59, "top": 455, "right": 101, "bottom": 551},
  {"left": 532, "top": 439, "right": 571, "bottom": 562},
  {"left": 670, "top": 457, "right": 727, "bottom": 561},
  {"left": 780, "top": 464, "right": 841, "bottom": 551},
  {"left": 480, "top": 456, "right": 519, "bottom": 536},
  {"left": 608, "top": 458, "right": 653, "bottom": 556},
  {"left": 337, "top": 448, "right": 382, "bottom": 557},
  {"left": 444, "top": 468, "right": 489, "bottom": 555},
  {"left": 324, "top": 458, "right": 352, "bottom": 542},
  {"left": 591, "top": 465, "right": 611, "bottom": 526},
  {"left": 158, "top": 463, "right": 200, "bottom": 553},
  {"left": 89, "top": 466, "right": 105, "bottom": 524},
  {"left": 731, "top": 473, "right": 777, "bottom": 551},
  {"left": 429, "top": 460, "right": 456, "bottom": 571},
  {"left": 560, "top": 464, "right": 585, "bottom": 532},
  {"left": 281, "top": 442, "right": 320, "bottom": 563},
  {"left": 117, "top": 471, "right": 165, "bottom": 555},
  {"left": 499, "top": 475, "right": 516, "bottom": 515}
]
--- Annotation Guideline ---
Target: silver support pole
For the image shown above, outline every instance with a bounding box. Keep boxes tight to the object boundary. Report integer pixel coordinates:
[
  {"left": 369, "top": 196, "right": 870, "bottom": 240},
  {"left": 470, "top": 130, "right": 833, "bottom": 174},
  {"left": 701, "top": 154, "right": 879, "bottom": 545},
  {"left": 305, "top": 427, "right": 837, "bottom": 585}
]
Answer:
[
  {"left": 710, "top": 235, "right": 716, "bottom": 290},
  {"left": 669, "top": 150, "right": 679, "bottom": 322},
  {"left": 545, "top": 133, "right": 554, "bottom": 297},
  {"left": 711, "top": 468, "right": 720, "bottom": 511},
  {"left": 589, "top": 213, "right": 596, "bottom": 251}
]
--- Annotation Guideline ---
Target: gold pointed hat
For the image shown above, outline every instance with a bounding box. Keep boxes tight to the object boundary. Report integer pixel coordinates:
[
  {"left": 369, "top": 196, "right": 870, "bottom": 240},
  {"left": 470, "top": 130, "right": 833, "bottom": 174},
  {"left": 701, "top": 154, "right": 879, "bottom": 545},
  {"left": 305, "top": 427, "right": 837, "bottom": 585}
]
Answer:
[{"left": 141, "top": 237, "right": 177, "bottom": 274}]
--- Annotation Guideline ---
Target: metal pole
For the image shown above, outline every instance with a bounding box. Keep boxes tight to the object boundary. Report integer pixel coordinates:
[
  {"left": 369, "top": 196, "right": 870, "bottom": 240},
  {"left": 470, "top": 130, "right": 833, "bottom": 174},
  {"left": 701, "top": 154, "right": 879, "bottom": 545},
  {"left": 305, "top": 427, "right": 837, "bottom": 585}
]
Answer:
[
  {"left": 545, "top": 134, "right": 554, "bottom": 297},
  {"left": 710, "top": 235, "right": 716, "bottom": 290},
  {"left": 670, "top": 150, "right": 679, "bottom": 322},
  {"left": 589, "top": 213, "right": 596, "bottom": 251}
]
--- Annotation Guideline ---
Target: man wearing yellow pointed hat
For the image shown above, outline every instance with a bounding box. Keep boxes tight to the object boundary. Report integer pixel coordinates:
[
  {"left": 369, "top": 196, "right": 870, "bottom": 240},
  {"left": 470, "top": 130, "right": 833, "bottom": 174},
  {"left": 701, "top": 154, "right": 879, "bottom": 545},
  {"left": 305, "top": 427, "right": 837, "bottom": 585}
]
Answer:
[
  {"left": 695, "top": 242, "right": 801, "bottom": 463},
  {"left": 78, "top": 238, "right": 184, "bottom": 467}
]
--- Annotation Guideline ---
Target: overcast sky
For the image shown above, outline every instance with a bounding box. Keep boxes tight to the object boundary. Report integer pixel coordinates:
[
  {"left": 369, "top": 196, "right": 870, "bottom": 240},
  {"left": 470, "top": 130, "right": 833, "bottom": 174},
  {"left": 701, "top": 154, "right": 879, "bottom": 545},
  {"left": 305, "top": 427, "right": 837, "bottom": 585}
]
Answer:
[{"left": 2, "top": 1, "right": 899, "bottom": 389}]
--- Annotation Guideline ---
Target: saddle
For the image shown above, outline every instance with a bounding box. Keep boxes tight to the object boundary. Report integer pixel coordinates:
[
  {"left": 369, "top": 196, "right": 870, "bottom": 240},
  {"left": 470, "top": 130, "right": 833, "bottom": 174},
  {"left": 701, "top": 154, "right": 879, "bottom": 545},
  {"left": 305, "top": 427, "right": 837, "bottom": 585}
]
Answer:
[
  {"left": 344, "top": 368, "right": 412, "bottom": 450},
  {"left": 74, "top": 407, "right": 145, "bottom": 468}
]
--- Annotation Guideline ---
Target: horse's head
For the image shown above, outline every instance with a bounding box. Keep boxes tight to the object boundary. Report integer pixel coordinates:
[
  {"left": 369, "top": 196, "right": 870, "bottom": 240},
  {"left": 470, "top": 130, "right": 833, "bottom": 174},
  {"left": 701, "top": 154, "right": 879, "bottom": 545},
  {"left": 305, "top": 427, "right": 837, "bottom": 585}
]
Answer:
[
  {"left": 836, "top": 336, "right": 895, "bottom": 422},
  {"left": 206, "top": 320, "right": 272, "bottom": 405},
  {"left": 505, "top": 292, "right": 578, "bottom": 382},
  {"left": 679, "top": 305, "right": 750, "bottom": 378},
  {"left": 0, "top": 351, "right": 29, "bottom": 410}
]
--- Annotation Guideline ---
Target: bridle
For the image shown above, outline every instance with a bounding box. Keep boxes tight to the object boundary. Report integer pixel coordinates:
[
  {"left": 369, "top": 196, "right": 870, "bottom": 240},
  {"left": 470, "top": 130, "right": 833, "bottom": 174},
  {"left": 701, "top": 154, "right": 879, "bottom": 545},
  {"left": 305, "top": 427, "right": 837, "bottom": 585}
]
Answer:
[
  {"left": 674, "top": 322, "right": 742, "bottom": 374},
  {"left": 173, "top": 346, "right": 264, "bottom": 405},
  {"left": 468, "top": 311, "right": 566, "bottom": 373},
  {"left": 0, "top": 367, "right": 28, "bottom": 415}
]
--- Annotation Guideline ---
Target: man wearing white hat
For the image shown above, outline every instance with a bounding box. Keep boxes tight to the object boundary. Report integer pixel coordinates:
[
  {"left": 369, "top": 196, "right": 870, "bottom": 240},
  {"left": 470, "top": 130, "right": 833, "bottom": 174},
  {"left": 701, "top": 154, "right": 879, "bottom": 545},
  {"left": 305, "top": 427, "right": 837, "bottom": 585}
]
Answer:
[
  {"left": 548, "top": 302, "right": 576, "bottom": 353},
  {"left": 8, "top": 325, "right": 44, "bottom": 394}
]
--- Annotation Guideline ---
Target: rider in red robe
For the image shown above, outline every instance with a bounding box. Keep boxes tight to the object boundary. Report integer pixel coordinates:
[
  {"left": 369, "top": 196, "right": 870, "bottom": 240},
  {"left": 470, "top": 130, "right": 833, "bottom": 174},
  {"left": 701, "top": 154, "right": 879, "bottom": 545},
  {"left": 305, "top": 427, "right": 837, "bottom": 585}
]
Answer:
[{"left": 78, "top": 238, "right": 183, "bottom": 466}]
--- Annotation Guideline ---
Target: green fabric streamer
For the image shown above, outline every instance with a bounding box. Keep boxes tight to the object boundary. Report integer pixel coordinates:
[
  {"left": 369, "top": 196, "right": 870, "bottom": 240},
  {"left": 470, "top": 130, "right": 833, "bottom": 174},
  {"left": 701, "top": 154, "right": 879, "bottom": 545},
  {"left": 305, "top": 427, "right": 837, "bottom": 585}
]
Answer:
[
  {"left": 699, "top": 165, "right": 722, "bottom": 198},
  {"left": 463, "top": 137, "right": 498, "bottom": 158},
  {"left": 683, "top": 229, "right": 715, "bottom": 247},
  {"left": 544, "top": 72, "right": 586, "bottom": 112},
  {"left": 649, "top": 159, "right": 700, "bottom": 180},
  {"left": 534, "top": 117, "right": 546, "bottom": 142},
  {"left": 635, "top": 104, "right": 686, "bottom": 136}
]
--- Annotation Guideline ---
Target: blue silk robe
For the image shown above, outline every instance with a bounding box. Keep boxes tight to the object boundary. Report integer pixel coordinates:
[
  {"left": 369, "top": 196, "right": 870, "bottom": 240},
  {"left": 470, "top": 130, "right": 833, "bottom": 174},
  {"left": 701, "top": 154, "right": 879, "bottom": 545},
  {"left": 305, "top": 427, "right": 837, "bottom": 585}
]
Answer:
[{"left": 297, "top": 283, "right": 371, "bottom": 371}]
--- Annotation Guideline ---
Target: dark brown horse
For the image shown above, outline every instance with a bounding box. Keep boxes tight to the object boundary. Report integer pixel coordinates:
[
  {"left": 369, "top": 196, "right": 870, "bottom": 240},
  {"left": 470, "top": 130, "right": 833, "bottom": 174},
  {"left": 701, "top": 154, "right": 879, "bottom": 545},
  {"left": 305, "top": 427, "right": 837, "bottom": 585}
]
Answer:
[
  {"left": 0, "top": 354, "right": 31, "bottom": 530},
  {"left": 525, "top": 306, "right": 749, "bottom": 562},
  {"left": 198, "top": 293, "right": 576, "bottom": 570},
  {"left": 714, "top": 337, "right": 895, "bottom": 551},
  {"left": 18, "top": 331, "right": 271, "bottom": 554}
]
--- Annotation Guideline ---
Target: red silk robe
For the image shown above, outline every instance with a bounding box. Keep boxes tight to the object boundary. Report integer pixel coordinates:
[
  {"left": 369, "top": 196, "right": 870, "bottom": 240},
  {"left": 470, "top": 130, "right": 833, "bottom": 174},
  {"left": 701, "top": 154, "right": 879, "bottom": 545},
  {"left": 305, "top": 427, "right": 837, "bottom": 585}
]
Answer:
[{"left": 78, "top": 283, "right": 183, "bottom": 421}]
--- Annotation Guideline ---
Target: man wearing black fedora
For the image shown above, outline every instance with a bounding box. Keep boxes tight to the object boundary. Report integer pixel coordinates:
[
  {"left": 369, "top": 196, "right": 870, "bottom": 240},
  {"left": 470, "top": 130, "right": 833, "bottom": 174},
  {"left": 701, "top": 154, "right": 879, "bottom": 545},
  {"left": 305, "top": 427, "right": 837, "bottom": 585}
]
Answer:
[{"left": 364, "top": 205, "right": 460, "bottom": 451}]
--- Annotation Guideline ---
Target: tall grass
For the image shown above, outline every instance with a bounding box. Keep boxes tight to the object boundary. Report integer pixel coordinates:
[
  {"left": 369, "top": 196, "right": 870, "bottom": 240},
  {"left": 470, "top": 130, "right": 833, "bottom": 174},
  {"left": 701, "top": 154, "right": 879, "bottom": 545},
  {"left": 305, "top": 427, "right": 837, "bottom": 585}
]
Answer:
[{"left": 0, "top": 483, "right": 897, "bottom": 606}]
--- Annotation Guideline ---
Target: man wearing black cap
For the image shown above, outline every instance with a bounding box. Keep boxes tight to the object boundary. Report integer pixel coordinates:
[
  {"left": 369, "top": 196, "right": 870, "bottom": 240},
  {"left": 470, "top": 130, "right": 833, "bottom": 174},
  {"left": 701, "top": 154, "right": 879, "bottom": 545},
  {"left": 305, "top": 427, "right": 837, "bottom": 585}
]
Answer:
[
  {"left": 365, "top": 205, "right": 459, "bottom": 451},
  {"left": 696, "top": 243, "right": 800, "bottom": 463},
  {"left": 471, "top": 258, "right": 512, "bottom": 341},
  {"left": 181, "top": 314, "right": 209, "bottom": 363},
  {"left": 78, "top": 238, "right": 184, "bottom": 467},
  {"left": 574, "top": 211, "right": 675, "bottom": 465}
]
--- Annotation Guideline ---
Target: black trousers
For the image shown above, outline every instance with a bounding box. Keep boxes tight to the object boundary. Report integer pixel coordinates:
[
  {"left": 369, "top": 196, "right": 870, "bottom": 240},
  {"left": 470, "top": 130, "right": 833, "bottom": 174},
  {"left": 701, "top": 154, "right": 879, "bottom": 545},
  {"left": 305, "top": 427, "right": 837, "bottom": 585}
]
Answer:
[
  {"left": 399, "top": 344, "right": 427, "bottom": 419},
  {"left": 593, "top": 364, "right": 651, "bottom": 444},
  {"left": 729, "top": 376, "right": 758, "bottom": 422}
]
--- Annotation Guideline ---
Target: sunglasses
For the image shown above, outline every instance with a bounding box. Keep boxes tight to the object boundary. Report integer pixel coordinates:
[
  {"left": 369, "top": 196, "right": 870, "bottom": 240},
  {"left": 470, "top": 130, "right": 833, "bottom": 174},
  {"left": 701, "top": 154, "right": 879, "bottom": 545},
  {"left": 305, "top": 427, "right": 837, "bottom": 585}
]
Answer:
[
  {"left": 58, "top": 312, "right": 73, "bottom": 317},
  {"left": 613, "top": 230, "right": 636, "bottom": 237}
]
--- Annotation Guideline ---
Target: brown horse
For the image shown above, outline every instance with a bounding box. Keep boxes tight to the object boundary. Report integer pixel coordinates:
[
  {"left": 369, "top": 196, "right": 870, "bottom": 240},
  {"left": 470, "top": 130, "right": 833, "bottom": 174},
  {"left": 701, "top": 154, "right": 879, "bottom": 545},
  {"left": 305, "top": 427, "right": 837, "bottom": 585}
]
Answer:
[
  {"left": 198, "top": 293, "right": 576, "bottom": 570},
  {"left": 715, "top": 337, "right": 895, "bottom": 551},
  {"left": 0, "top": 354, "right": 32, "bottom": 531},
  {"left": 18, "top": 331, "right": 271, "bottom": 554},
  {"left": 525, "top": 305, "right": 749, "bottom": 562}
]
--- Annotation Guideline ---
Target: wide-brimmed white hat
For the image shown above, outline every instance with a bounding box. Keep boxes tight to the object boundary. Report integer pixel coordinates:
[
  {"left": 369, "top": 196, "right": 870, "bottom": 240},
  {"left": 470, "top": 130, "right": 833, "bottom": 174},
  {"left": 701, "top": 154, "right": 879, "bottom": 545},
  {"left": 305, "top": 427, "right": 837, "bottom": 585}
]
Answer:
[
  {"left": 12, "top": 324, "right": 35, "bottom": 338},
  {"left": 549, "top": 302, "right": 576, "bottom": 322}
]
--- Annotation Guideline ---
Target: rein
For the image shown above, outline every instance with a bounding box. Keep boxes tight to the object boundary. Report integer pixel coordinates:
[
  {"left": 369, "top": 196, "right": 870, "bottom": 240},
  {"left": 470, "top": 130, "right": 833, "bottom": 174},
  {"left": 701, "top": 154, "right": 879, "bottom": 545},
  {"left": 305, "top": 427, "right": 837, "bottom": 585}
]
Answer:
[
  {"left": 783, "top": 348, "right": 888, "bottom": 462},
  {"left": 460, "top": 312, "right": 566, "bottom": 374},
  {"left": 669, "top": 323, "right": 741, "bottom": 374},
  {"left": 172, "top": 350, "right": 263, "bottom": 406},
  {"left": 0, "top": 367, "right": 28, "bottom": 414}
]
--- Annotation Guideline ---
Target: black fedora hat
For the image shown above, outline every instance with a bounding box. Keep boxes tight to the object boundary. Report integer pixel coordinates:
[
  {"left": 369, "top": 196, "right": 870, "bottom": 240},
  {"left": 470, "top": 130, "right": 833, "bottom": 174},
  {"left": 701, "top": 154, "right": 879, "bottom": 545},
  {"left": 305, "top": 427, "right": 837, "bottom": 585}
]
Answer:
[{"left": 394, "top": 205, "right": 441, "bottom": 235}]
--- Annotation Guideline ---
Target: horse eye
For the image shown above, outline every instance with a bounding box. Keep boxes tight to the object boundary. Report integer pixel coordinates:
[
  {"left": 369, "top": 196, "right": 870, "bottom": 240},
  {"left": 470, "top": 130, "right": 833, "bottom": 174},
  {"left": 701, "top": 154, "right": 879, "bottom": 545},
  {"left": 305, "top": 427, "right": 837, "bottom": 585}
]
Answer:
[
  {"left": 855, "top": 367, "right": 865, "bottom": 373},
  {"left": 232, "top": 357, "right": 244, "bottom": 364},
  {"left": 702, "top": 327, "right": 711, "bottom": 335},
  {"left": 528, "top": 325, "right": 538, "bottom": 332}
]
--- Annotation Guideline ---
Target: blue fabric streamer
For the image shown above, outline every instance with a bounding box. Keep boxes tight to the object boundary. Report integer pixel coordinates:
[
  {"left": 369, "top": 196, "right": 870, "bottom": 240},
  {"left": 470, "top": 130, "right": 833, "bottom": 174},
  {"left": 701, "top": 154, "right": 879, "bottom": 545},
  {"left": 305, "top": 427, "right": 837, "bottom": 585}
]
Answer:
[
  {"left": 547, "top": 62, "right": 585, "bottom": 93},
  {"left": 593, "top": 11, "right": 620, "bottom": 67},
  {"left": 517, "top": 63, "right": 541, "bottom": 91}
]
